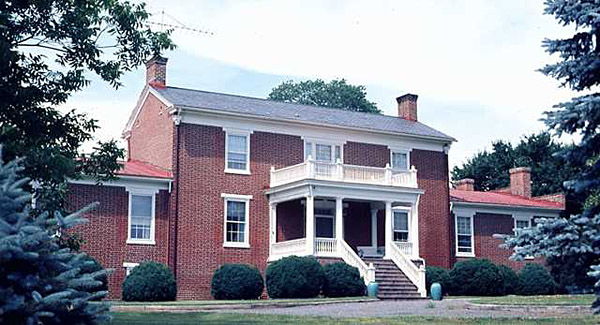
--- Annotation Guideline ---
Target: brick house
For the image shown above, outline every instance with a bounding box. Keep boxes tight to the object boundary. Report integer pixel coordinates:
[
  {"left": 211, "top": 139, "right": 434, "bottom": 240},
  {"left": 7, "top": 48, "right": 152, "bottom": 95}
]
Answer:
[{"left": 68, "top": 57, "right": 561, "bottom": 300}]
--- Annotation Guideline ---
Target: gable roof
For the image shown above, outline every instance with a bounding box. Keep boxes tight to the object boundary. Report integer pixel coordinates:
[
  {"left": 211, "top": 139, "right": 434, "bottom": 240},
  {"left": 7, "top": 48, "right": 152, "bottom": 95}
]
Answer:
[
  {"left": 117, "top": 160, "right": 172, "bottom": 179},
  {"left": 152, "top": 86, "right": 455, "bottom": 142},
  {"left": 450, "top": 189, "right": 563, "bottom": 210}
]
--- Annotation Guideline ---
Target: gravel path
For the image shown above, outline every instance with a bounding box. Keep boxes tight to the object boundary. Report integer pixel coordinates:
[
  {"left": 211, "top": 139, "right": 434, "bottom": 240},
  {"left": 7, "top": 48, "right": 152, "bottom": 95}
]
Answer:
[{"left": 216, "top": 299, "right": 592, "bottom": 319}]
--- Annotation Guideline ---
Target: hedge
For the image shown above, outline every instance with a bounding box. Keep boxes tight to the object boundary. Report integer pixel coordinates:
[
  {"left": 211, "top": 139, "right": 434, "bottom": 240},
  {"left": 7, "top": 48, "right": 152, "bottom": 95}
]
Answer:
[
  {"left": 211, "top": 264, "right": 264, "bottom": 300},
  {"left": 426, "top": 266, "right": 451, "bottom": 296},
  {"left": 122, "top": 262, "right": 176, "bottom": 301},
  {"left": 266, "top": 256, "right": 324, "bottom": 298},
  {"left": 497, "top": 264, "right": 520, "bottom": 295},
  {"left": 518, "top": 263, "right": 556, "bottom": 295},
  {"left": 449, "top": 259, "right": 504, "bottom": 296},
  {"left": 322, "top": 262, "right": 366, "bottom": 297}
]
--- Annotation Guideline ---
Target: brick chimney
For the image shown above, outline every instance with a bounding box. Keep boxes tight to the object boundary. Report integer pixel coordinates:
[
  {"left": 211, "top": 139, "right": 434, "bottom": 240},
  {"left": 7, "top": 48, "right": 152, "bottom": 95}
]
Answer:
[
  {"left": 397, "top": 94, "right": 418, "bottom": 121},
  {"left": 146, "top": 55, "right": 168, "bottom": 88},
  {"left": 455, "top": 178, "right": 474, "bottom": 191},
  {"left": 509, "top": 167, "right": 531, "bottom": 198}
]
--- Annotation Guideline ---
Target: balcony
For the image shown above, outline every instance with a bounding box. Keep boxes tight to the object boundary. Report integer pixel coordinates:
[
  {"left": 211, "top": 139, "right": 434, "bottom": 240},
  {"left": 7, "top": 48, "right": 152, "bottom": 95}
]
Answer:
[{"left": 270, "top": 157, "right": 418, "bottom": 188}]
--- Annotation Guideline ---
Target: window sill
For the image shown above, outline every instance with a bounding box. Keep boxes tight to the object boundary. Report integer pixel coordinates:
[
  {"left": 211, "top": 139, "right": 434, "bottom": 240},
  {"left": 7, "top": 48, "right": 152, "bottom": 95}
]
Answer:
[
  {"left": 456, "top": 252, "right": 475, "bottom": 258},
  {"left": 126, "top": 239, "right": 156, "bottom": 245},
  {"left": 224, "top": 242, "right": 250, "bottom": 249},
  {"left": 224, "top": 168, "right": 251, "bottom": 175},
  {"left": 525, "top": 256, "right": 535, "bottom": 260}
]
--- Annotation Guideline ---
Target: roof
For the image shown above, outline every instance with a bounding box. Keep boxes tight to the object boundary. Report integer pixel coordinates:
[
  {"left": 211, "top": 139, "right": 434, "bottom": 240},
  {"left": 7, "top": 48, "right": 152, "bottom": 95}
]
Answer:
[
  {"left": 450, "top": 189, "right": 564, "bottom": 210},
  {"left": 117, "top": 160, "right": 172, "bottom": 179},
  {"left": 153, "top": 86, "right": 455, "bottom": 142}
]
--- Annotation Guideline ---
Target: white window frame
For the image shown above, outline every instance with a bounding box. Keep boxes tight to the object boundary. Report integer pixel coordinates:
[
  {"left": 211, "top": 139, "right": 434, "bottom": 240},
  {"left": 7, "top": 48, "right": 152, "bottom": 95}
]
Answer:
[
  {"left": 389, "top": 148, "right": 411, "bottom": 171},
  {"left": 392, "top": 206, "right": 411, "bottom": 242},
  {"left": 224, "top": 129, "right": 252, "bottom": 175},
  {"left": 455, "top": 213, "right": 475, "bottom": 257},
  {"left": 303, "top": 138, "right": 344, "bottom": 163},
  {"left": 126, "top": 188, "right": 156, "bottom": 245},
  {"left": 222, "top": 193, "right": 252, "bottom": 248},
  {"left": 514, "top": 214, "right": 535, "bottom": 260},
  {"left": 123, "top": 262, "right": 139, "bottom": 276}
]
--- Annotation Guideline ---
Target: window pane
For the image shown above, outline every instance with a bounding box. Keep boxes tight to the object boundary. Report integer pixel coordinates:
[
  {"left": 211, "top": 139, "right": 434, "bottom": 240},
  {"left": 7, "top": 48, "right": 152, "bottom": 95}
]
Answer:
[
  {"left": 226, "top": 200, "right": 246, "bottom": 243},
  {"left": 516, "top": 220, "right": 529, "bottom": 229},
  {"left": 227, "top": 134, "right": 248, "bottom": 170},
  {"left": 315, "top": 144, "right": 332, "bottom": 162},
  {"left": 334, "top": 145, "right": 341, "bottom": 161},
  {"left": 316, "top": 217, "right": 334, "bottom": 238},
  {"left": 227, "top": 201, "right": 246, "bottom": 222},
  {"left": 394, "top": 231, "right": 408, "bottom": 242},
  {"left": 227, "top": 152, "right": 247, "bottom": 170},
  {"left": 305, "top": 142, "right": 312, "bottom": 159},
  {"left": 228, "top": 135, "right": 247, "bottom": 153},
  {"left": 131, "top": 195, "right": 152, "bottom": 217},
  {"left": 457, "top": 216, "right": 471, "bottom": 235},
  {"left": 393, "top": 211, "right": 408, "bottom": 231},
  {"left": 392, "top": 152, "right": 408, "bottom": 170}
]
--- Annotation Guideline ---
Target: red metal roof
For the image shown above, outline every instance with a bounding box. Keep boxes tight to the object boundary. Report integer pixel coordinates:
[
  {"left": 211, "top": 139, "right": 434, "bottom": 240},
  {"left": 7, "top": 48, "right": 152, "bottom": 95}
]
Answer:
[
  {"left": 450, "top": 189, "right": 563, "bottom": 210},
  {"left": 117, "top": 160, "right": 172, "bottom": 179}
]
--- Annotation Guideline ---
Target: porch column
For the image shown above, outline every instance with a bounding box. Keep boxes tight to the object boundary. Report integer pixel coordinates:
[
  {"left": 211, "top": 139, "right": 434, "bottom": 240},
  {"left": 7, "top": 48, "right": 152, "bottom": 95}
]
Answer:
[
  {"left": 305, "top": 195, "right": 315, "bottom": 254},
  {"left": 370, "top": 209, "right": 378, "bottom": 248},
  {"left": 411, "top": 198, "right": 420, "bottom": 258},
  {"left": 384, "top": 201, "right": 393, "bottom": 258},
  {"left": 335, "top": 197, "right": 343, "bottom": 240},
  {"left": 269, "top": 202, "right": 277, "bottom": 258}
]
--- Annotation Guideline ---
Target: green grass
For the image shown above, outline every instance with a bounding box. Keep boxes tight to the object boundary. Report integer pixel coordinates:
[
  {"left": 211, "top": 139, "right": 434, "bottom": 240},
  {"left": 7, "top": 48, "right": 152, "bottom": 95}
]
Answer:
[
  {"left": 469, "top": 294, "right": 595, "bottom": 306},
  {"left": 110, "top": 296, "right": 374, "bottom": 306},
  {"left": 108, "top": 312, "right": 598, "bottom": 325}
]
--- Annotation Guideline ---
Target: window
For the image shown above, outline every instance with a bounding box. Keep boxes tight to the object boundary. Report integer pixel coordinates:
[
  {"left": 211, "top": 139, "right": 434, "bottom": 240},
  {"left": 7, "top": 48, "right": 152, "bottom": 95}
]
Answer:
[
  {"left": 455, "top": 215, "right": 474, "bottom": 256},
  {"left": 393, "top": 211, "right": 409, "bottom": 242},
  {"left": 123, "top": 262, "right": 139, "bottom": 276},
  {"left": 515, "top": 219, "right": 530, "bottom": 230},
  {"left": 127, "top": 190, "right": 155, "bottom": 245},
  {"left": 391, "top": 151, "right": 409, "bottom": 171},
  {"left": 315, "top": 208, "right": 335, "bottom": 238},
  {"left": 225, "top": 131, "right": 250, "bottom": 174},
  {"left": 304, "top": 140, "right": 342, "bottom": 163},
  {"left": 222, "top": 194, "right": 252, "bottom": 248}
]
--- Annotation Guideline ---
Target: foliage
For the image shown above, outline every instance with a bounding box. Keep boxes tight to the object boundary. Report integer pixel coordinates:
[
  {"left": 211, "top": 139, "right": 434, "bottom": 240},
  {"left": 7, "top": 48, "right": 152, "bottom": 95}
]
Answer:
[
  {"left": 0, "top": 0, "right": 175, "bottom": 213},
  {"left": 497, "top": 264, "right": 520, "bottom": 295},
  {"left": 80, "top": 254, "right": 109, "bottom": 297},
  {"left": 426, "top": 266, "right": 451, "bottom": 296},
  {"left": 122, "top": 262, "right": 176, "bottom": 302},
  {"left": 547, "top": 255, "right": 595, "bottom": 294},
  {"left": 448, "top": 259, "right": 505, "bottom": 296},
  {"left": 518, "top": 263, "right": 556, "bottom": 296},
  {"left": 503, "top": 0, "right": 600, "bottom": 313},
  {"left": 210, "top": 264, "right": 264, "bottom": 300},
  {"left": 268, "top": 79, "right": 380, "bottom": 114},
  {"left": 0, "top": 155, "right": 109, "bottom": 324},
  {"left": 321, "top": 262, "right": 365, "bottom": 298},
  {"left": 451, "top": 132, "right": 582, "bottom": 199},
  {"left": 266, "top": 256, "right": 324, "bottom": 298}
]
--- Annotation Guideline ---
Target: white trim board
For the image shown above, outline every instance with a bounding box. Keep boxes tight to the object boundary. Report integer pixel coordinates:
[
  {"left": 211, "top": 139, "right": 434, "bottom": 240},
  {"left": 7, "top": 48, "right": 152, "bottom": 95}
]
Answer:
[
  {"left": 68, "top": 176, "right": 171, "bottom": 192},
  {"left": 122, "top": 86, "right": 175, "bottom": 137}
]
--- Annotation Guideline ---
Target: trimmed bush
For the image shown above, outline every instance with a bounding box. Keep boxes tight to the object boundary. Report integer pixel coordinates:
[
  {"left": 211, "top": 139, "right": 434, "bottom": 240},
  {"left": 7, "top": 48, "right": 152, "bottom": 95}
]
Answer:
[
  {"left": 449, "top": 259, "right": 504, "bottom": 296},
  {"left": 266, "top": 256, "right": 324, "bottom": 298},
  {"left": 426, "top": 266, "right": 451, "bottom": 296},
  {"left": 211, "top": 264, "right": 264, "bottom": 300},
  {"left": 497, "top": 265, "right": 520, "bottom": 295},
  {"left": 322, "top": 262, "right": 366, "bottom": 297},
  {"left": 518, "top": 263, "right": 556, "bottom": 295},
  {"left": 122, "top": 262, "right": 176, "bottom": 301}
]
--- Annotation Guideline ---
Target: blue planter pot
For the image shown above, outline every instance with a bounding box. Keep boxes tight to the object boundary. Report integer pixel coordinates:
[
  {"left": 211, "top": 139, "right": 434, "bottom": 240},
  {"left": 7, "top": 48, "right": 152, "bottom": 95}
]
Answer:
[
  {"left": 367, "top": 282, "right": 379, "bottom": 297},
  {"left": 430, "top": 282, "right": 442, "bottom": 301}
]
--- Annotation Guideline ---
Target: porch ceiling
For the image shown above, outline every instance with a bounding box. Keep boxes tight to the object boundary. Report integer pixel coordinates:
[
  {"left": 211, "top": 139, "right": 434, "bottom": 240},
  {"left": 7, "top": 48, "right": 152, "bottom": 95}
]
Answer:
[{"left": 266, "top": 179, "right": 424, "bottom": 204}]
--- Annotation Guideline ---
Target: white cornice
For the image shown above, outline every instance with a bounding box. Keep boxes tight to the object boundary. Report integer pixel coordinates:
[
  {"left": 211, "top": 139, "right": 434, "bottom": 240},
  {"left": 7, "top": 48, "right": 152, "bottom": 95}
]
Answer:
[{"left": 451, "top": 201, "right": 561, "bottom": 216}]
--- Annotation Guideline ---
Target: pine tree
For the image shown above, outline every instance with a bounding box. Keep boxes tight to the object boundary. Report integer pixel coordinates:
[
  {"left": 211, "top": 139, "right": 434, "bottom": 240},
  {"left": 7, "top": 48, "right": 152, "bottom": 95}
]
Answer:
[
  {"left": 0, "top": 154, "right": 109, "bottom": 324},
  {"left": 503, "top": 0, "right": 600, "bottom": 313}
]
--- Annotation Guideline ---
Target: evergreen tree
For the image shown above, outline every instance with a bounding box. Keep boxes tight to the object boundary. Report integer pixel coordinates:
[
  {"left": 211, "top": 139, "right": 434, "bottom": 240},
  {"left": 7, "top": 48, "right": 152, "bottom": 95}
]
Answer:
[
  {"left": 0, "top": 154, "right": 109, "bottom": 324},
  {"left": 503, "top": 0, "right": 600, "bottom": 313}
]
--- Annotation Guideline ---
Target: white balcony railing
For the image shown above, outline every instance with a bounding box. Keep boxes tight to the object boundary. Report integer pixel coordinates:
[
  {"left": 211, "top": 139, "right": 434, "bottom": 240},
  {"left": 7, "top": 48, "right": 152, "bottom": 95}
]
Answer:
[
  {"left": 270, "top": 157, "right": 418, "bottom": 188},
  {"left": 270, "top": 238, "right": 306, "bottom": 260},
  {"left": 388, "top": 241, "right": 426, "bottom": 297},
  {"left": 394, "top": 241, "right": 413, "bottom": 257},
  {"left": 315, "top": 238, "right": 337, "bottom": 257}
]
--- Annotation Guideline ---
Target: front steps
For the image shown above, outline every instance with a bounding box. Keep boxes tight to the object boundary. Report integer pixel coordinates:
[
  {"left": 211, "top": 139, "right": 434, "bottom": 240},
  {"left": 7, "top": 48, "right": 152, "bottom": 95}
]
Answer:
[{"left": 363, "top": 258, "right": 422, "bottom": 300}]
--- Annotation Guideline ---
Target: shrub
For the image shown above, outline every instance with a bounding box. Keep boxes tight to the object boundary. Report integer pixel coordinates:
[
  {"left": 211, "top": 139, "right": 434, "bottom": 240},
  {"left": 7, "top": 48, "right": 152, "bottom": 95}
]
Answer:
[
  {"left": 518, "top": 263, "right": 556, "bottom": 295},
  {"left": 426, "top": 266, "right": 451, "bottom": 296},
  {"left": 449, "top": 259, "right": 504, "bottom": 296},
  {"left": 266, "top": 256, "right": 324, "bottom": 298},
  {"left": 322, "top": 262, "right": 366, "bottom": 297},
  {"left": 497, "top": 264, "right": 520, "bottom": 295},
  {"left": 211, "top": 264, "right": 264, "bottom": 300},
  {"left": 122, "top": 262, "right": 176, "bottom": 301}
]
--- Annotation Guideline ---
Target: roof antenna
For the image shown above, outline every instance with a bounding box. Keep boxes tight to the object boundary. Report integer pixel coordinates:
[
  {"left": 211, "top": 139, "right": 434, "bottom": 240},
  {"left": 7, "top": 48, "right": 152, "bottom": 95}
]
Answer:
[{"left": 147, "top": 9, "right": 214, "bottom": 36}]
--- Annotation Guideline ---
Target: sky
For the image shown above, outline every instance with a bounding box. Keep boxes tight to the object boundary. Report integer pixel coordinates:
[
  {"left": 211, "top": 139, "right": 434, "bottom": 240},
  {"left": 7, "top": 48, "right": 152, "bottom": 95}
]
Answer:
[{"left": 67, "top": 0, "right": 577, "bottom": 169}]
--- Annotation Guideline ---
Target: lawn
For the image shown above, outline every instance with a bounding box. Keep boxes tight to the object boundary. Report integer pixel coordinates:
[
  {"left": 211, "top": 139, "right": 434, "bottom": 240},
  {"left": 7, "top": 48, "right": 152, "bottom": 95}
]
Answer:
[
  {"left": 469, "top": 294, "right": 595, "bottom": 306},
  {"left": 108, "top": 312, "right": 598, "bottom": 325}
]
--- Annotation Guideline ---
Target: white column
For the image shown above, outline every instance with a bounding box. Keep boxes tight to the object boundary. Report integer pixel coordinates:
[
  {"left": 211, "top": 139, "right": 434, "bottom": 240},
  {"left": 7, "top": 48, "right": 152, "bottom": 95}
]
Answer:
[
  {"left": 305, "top": 195, "right": 315, "bottom": 254},
  {"left": 384, "top": 201, "right": 393, "bottom": 258},
  {"left": 370, "top": 209, "right": 378, "bottom": 248},
  {"left": 335, "top": 197, "right": 343, "bottom": 241},
  {"left": 269, "top": 203, "right": 277, "bottom": 258}
]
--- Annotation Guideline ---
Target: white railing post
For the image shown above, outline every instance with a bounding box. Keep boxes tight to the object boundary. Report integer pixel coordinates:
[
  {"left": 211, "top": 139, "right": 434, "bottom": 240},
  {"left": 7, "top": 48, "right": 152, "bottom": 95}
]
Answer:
[
  {"left": 305, "top": 194, "right": 315, "bottom": 255},
  {"left": 367, "top": 263, "right": 376, "bottom": 284},
  {"left": 335, "top": 158, "right": 343, "bottom": 180},
  {"left": 410, "top": 165, "right": 418, "bottom": 187},
  {"left": 385, "top": 163, "right": 392, "bottom": 185},
  {"left": 306, "top": 155, "right": 315, "bottom": 179},
  {"left": 418, "top": 265, "right": 426, "bottom": 297}
]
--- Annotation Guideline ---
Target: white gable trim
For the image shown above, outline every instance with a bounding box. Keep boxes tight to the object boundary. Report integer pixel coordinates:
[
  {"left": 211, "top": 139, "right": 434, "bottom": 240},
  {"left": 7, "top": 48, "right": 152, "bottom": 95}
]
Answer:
[
  {"left": 122, "top": 86, "right": 175, "bottom": 138},
  {"left": 68, "top": 176, "right": 171, "bottom": 192}
]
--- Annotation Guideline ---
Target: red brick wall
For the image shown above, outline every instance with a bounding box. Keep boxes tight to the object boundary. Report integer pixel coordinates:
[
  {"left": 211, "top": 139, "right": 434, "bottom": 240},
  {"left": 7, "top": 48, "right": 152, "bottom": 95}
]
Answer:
[
  {"left": 411, "top": 149, "right": 452, "bottom": 268},
  {"left": 276, "top": 199, "right": 304, "bottom": 241},
  {"left": 67, "top": 184, "right": 170, "bottom": 299},
  {"left": 174, "top": 123, "right": 303, "bottom": 299},
  {"left": 128, "top": 93, "right": 174, "bottom": 170},
  {"left": 344, "top": 141, "right": 389, "bottom": 167}
]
